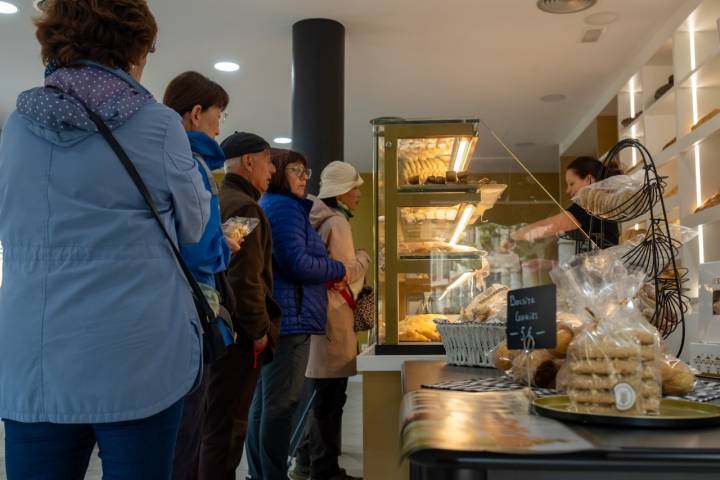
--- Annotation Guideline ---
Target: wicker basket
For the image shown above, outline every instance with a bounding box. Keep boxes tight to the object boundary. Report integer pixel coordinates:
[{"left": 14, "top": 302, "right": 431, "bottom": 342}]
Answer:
[{"left": 434, "top": 321, "right": 506, "bottom": 367}]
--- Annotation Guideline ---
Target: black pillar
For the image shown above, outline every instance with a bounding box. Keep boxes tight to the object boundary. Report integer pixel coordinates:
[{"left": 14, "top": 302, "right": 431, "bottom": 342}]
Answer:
[{"left": 292, "top": 18, "right": 345, "bottom": 196}]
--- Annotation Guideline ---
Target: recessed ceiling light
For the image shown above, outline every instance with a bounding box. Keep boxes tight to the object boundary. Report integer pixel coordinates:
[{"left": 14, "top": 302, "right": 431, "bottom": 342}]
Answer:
[
  {"left": 273, "top": 137, "right": 292, "bottom": 144},
  {"left": 515, "top": 142, "right": 537, "bottom": 148},
  {"left": 584, "top": 11, "right": 620, "bottom": 26},
  {"left": 33, "top": 0, "right": 46, "bottom": 12},
  {"left": 537, "top": 0, "right": 597, "bottom": 14},
  {"left": 0, "top": 1, "right": 18, "bottom": 14},
  {"left": 214, "top": 61, "right": 240, "bottom": 72},
  {"left": 540, "top": 94, "right": 566, "bottom": 103}
]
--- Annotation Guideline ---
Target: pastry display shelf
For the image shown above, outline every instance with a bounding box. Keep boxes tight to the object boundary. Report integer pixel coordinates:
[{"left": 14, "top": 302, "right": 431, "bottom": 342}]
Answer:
[
  {"left": 397, "top": 255, "right": 486, "bottom": 274},
  {"left": 395, "top": 184, "right": 507, "bottom": 208},
  {"left": 654, "top": 110, "right": 720, "bottom": 167},
  {"left": 645, "top": 87, "right": 677, "bottom": 117},
  {"left": 677, "top": 48, "right": 720, "bottom": 93},
  {"left": 619, "top": 117, "right": 645, "bottom": 140},
  {"left": 684, "top": 203, "right": 720, "bottom": 228}
]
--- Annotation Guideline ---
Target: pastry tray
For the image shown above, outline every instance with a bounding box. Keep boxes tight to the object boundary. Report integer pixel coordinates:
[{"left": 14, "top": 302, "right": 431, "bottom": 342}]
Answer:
[
  {"left": 399, "top": 248, "right": 488, "bottom": 261},
  {"left": 533, "top": 395, "right": 720, "bottom": 429},
  {"left": 397, "top": 184, "right": 481, "bottom": 193}
]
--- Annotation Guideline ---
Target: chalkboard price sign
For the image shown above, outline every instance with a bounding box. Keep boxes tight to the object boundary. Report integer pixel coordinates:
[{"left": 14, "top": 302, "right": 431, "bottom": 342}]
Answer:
[{"left": 506, "top": 284, "right": 557, "bottom": 351}]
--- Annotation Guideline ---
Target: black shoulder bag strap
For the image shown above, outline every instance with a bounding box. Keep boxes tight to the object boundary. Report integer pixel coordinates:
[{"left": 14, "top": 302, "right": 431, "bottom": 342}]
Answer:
[{"left": 76, "top": 99, "right": 227, "bottom": 363}]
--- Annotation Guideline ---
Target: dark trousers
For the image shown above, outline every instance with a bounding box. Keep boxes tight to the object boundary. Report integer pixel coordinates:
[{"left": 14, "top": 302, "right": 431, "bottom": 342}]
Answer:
[
  {"left": 199, "top": 340, "right": 263, "bottom": 480},
  {"left": 246, "top": 334, "right": 311, "bottom": 480},
  {"left": 3, "top": 400, "right": 184, "bottom": 480},
  {"left": 295, "top": 377, "right": 349, "bottom": 479},
  {"left": 172, "top": 372, "right": 208, "bottom": 480}
]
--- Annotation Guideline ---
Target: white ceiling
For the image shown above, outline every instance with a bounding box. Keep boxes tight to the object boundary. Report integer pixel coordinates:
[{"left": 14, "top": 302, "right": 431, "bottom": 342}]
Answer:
[{"left": 0, "top": 0, "right": 694, "bottom": 171}]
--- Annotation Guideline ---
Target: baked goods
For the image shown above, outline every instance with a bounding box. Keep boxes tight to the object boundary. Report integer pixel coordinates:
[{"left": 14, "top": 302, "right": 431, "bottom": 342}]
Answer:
[
  {"left": 572, "top": 170, "right": 645, "bottom": 219},
  {"left": 510, "top": 350, "right": 559, "bottom": 388},
  {"left": 552, "top": 327, "right": 574, "bottom": 358},
  {"left": 659, "top": 355, "right": 696, "bottom": 396},
  {"left": 399, "top": 241, "right": 479, "bottom": 255},
  {"left": 566, "top": 327, "right": 661, "bottom": 415},
  {"left": 399, "top": 314, "right": 446, "bottom": 342},
  {"left": 222, "top": 217, "right": 260, "bottom": 243},
  {"left": 691, "top": 108, "right": 720, "bottom": 131},
  {"left": 460, "top": 284, "right": 508, "bottom": 322},
  {"left": 399, "top": 138, "right": 453, "bottom": 184},
  {"left": 695, "top": 192, "right": 720, "bottom": 213},
  {"left": 445, "top": 171, "right": 458, "bottom": 183},
  {"left": 457, "top": 171, "right": 470, "bottom": 184},
  {"left": 493, "top": 341, "right": 519, "bottom": 371}
]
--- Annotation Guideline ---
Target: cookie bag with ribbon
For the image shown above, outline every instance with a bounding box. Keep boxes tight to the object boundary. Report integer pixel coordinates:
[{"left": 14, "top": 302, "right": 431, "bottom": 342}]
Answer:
[{"left": 550, "top": 249, "right": 663, "bottom": 416}]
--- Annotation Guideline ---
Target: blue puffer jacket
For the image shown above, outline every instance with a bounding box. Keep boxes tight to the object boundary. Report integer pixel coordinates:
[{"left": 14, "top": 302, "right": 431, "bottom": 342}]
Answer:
[{"left": 260, "top": 192, "right": 346, "bottom": 335}]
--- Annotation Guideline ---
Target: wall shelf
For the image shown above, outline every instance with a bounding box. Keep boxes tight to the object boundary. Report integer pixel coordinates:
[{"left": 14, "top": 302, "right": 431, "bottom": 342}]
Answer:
[{"left": 684, "top": 203, "right": 720, "bottom": 228}]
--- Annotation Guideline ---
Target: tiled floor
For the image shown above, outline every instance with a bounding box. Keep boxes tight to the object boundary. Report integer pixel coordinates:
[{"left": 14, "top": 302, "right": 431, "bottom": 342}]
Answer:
[{"left": 0, "top": 377, "right": 363, "bottom": 479}]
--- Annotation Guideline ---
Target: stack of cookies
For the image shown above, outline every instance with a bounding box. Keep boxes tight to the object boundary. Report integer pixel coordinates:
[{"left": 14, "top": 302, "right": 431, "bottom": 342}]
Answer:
[{"left": 566, "top": 329, "right": 661, "bottom": 415}]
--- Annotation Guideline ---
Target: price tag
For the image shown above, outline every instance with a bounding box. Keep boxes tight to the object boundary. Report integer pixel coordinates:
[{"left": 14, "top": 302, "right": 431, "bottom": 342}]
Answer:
[{"left": 506, "top": 284, "right": 557, "bottom": 351}]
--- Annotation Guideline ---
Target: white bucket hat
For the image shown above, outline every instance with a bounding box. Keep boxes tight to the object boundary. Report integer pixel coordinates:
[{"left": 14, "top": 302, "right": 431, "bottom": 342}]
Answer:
[{"left": 317, "top": 161, "right": 364, "bottom": 199}]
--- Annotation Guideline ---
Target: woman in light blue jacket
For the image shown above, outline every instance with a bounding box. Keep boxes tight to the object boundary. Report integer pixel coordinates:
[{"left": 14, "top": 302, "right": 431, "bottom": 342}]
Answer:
[{"left": 0, "top": 1, "right": 208, "bottom": 479}]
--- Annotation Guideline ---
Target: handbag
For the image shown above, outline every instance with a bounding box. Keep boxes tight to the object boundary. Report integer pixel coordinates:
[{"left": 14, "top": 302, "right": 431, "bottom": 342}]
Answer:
[
  {"left": 339, "top": 286, "right": 376, "bottom": 332},
  {"left": 77, "top": 100, "right": 233, "bottom": 364}
]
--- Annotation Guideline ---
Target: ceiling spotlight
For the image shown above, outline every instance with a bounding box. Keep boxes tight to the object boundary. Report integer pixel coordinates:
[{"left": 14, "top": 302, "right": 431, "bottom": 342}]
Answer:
[
  {"left": 33, "top": 0, "right": 46, "bottom": 12},
  {"left": 273, "top": 137, "right": 292, "bottom": 144},
  {"left": 541, "top": 94, "right": 567, "bottom": 103},
  {"left": 0, "top": 1, "right": 18, "bottom": 14},
  {"left": 584, "top": 11, "right": 620, "bottom": 26},
  {"left": 537, "top": 0, "right": 597, "bottom": 14},
  {"left": 214, "top": 61, "right": 240, "bottom": 72}
]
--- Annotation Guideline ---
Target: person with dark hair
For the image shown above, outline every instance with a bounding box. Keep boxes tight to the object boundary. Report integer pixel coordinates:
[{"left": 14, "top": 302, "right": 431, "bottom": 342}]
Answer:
[
  {"left": 511, "top": 155, "right": 620, "bottom": 248},
  {"left": 163, "top": 71, "right": 235, "bottom": 480},
  {"left": 0, "top": 1, "right": 209, "bottom": 479},
  {"left": 289, "top": 161, "right": 369, "bottom": 480},
  {"left": 198, "top": 132, "right": 281, "bottom": 480},
  {"left": 247, "top": 150, "right": 347, "bottom": 480}
]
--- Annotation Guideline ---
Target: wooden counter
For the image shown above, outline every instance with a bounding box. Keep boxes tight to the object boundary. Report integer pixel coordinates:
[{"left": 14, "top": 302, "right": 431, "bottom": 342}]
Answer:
[{"left": 401, "top": 361, "right": 720, "bottom": 480}]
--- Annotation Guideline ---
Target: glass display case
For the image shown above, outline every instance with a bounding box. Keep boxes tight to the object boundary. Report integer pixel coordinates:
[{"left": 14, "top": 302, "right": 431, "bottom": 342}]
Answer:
[{"left": 371, "top": 118, "right": 577, "bottom": 354}]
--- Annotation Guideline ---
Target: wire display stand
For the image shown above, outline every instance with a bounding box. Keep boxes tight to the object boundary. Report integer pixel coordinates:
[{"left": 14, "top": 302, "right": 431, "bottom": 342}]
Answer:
[{"left": 578, "top": 139, "right": 688, "bottom": 355}]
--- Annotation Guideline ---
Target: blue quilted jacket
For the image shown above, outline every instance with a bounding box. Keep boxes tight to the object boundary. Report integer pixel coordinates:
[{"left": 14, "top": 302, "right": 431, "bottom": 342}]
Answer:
[{"left": 260, "top": 192, "right": 346, "bottom": 335}]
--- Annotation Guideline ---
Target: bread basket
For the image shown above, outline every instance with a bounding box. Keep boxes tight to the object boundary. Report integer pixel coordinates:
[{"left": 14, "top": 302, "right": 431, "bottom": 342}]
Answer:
[{"left": 434, "top": 320, "right": 505, "bottom": 367}]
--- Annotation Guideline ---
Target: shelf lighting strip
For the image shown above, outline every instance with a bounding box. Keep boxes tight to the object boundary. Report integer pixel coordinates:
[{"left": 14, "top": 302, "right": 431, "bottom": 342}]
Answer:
[
  {"left": 689, "top": 16, "right": 705, "bottom": 264},
  {"left": 449, "top": 204, "right": 475, "bottom": 246},
  {"left": 629, "top": 75, "right": 638, "bottom": 167}
]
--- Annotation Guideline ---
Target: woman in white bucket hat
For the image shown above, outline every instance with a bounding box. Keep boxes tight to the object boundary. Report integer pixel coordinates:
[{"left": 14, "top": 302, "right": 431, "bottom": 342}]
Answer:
[{"left": 291, "top": 161, "right": 369, "bottom": 480}]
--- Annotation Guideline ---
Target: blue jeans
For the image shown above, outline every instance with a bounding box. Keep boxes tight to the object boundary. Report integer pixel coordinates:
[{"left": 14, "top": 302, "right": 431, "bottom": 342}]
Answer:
[
  {"left": 3, "top": 400, "right": 184, "bottom": 480},
  {"left": 246, "top": 334, "right": 310, "bottom": 480}
]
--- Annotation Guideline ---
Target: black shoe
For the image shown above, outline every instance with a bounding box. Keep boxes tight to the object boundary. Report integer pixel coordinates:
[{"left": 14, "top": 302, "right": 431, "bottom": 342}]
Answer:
[
  {"left": 312, "top": 469, "right": 362, "bottom": 480},
  {"left": 288, "top": 462, "right": 311, "bottom": 480}
]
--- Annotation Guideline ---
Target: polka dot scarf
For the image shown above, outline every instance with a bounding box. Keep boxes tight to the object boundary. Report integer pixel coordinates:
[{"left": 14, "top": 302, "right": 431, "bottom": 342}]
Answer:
[{"left": 16, "top": 65, "right": 153, "bottom": 133}]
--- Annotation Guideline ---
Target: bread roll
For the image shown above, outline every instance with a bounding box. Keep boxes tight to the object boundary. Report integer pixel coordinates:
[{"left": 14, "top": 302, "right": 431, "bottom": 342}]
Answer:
[
  {"left": 659, "top": 356, "right": 695, "bottom": 396},
  {"left": 493, "top": 341, "right": 518, "bottom": 371},
  {"left": 552, "top": 327, "right": 574, "bottom": 358},
  {"left": 511, "top": 349, "right": 558, "bottom": 388}
]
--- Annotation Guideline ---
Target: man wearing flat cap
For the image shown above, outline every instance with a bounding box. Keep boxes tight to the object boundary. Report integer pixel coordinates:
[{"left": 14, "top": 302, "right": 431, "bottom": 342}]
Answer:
[{"left": 200, "top": 132, "right": 282, "bottom": 480}]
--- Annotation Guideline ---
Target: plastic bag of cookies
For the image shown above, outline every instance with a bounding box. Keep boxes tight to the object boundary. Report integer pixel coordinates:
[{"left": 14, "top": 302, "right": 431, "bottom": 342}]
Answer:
[
  {"left": 222, "top": 217, "right": 260, "bottom": 244},
  {"left": 551, "top": 250, "right": 663, "bottom": 415},
  {"left": 572, "top": 169, "right": 647, "bottom": 220}
]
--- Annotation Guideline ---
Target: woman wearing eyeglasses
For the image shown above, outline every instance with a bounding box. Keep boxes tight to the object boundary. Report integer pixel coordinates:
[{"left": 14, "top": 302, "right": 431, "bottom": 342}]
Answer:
[{"left": 247, "top": 150, "right": 347, "bottom": 480}]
